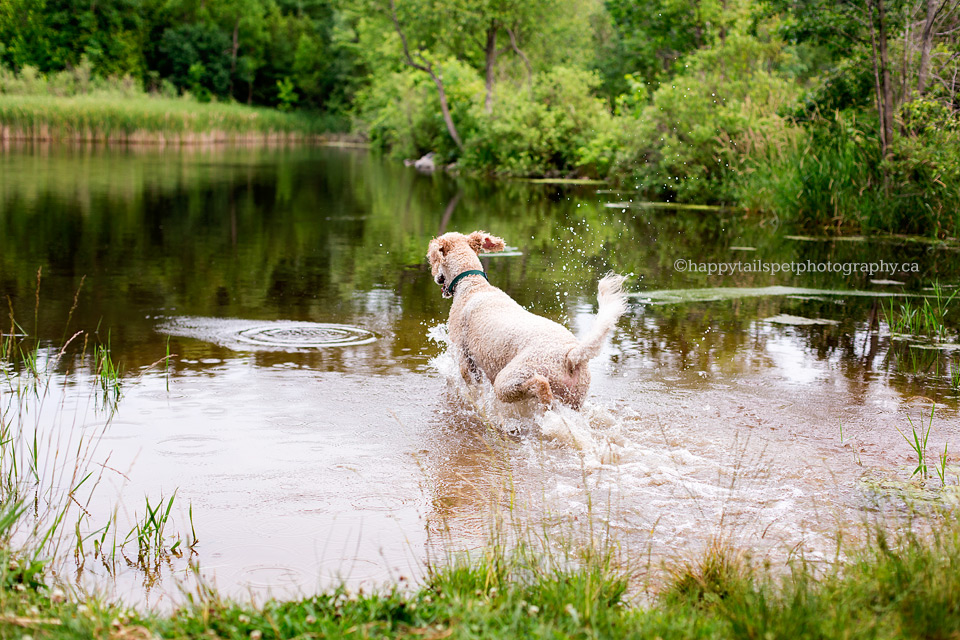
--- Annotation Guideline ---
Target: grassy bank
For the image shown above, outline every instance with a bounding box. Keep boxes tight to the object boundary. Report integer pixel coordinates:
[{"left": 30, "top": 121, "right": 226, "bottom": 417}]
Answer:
[
  {"left": 0, "top": 95, "right": 355, "bottom": 144},
  {"left": 3, "top": 516, "right": 960, "bottom": 639}
]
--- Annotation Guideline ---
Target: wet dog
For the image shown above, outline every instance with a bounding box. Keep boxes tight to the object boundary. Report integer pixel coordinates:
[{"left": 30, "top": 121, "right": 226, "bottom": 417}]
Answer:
[{"left": 427, "top": 231, "right": 627, "bottom": 409}]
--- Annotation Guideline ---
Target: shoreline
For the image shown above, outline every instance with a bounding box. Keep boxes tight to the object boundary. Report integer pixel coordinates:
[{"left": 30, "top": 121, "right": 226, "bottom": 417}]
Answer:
[{"left": 0, "top": 125, "right": 369, "bottom": 147}]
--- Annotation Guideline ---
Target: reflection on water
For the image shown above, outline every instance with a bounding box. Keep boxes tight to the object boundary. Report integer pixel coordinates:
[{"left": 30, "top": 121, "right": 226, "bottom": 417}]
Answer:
[{"left": 1, "top": 143, "right": 959, "bottom": 604}]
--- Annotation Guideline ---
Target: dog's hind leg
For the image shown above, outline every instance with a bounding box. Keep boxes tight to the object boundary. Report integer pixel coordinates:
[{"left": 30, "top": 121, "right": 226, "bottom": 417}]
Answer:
[
  {"left": 458, "top": 348, "right": 482, "bottom": 384},
  {"left": 493, "top": 363, "right": 554, "bottom": 406}
]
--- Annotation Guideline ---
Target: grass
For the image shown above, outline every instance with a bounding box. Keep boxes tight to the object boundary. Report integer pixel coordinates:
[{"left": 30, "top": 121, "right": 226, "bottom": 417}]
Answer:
[
  {"left": 124, "top": 492, "right": 184, "bottom": 565},
  {"left": 3, "top": 513, "right": 960, "bottom": 639},
  {"left": 897, "top": 405, "right": 935, "bottom": 480},
  {"left": 0, "top": 94, "right": 348, "bottom": 143},
  {"left": 883, "top": 283, "right": 958, "bottom": 340},
  {"left": 881, "top": 284, "right": 960, "bottom": 396},
  {"left": 735, "top": 112, "right": 960, "bottom": 238},
  {"left": 1, "top": 285, "right": 196, "bottom": 586},
  {"left": 93, "top": 332, "right": 122, "bottom": 407}
]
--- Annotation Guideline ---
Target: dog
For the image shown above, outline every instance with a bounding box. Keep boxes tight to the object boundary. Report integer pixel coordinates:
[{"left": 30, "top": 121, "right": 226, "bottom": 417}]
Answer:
[{"left": 427, "top": 230, "right": 628, "bottom": 410}]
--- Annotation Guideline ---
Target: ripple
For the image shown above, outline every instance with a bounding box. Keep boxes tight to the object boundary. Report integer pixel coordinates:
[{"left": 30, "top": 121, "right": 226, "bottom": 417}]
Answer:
[
  {"left": 239, "top": 564, "right": 305, "bottom": 588},
  {"left": 317, "top": 558, "right": 384, "bottom": 581},
  {"left": 236, "top": 323, "right": 375, "bottom": 347},
  {"left": 160, "top": 317, "right": 377, "bottom": 351},
  {"left": 351, "top": 494, "right": 407, "bottom": 512},
  {"left": 155, "top": 434, "right": 224, "bottom": 457}
]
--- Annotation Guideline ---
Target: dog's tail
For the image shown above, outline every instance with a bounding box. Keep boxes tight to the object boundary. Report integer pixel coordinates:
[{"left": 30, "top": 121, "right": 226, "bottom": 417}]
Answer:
[{"left": 566, "top": 273, "right": 628, "bottom": 369}]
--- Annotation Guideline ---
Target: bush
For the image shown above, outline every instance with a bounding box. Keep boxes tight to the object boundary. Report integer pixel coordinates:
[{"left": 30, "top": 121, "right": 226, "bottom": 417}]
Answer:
[
  {"left": 605, "top": 25, "right": 803, "bottom": 203},
  {"left": 356, "top": 57, "right": 483, "bottom": 162},
  {"left": 461, "top": 67, "right": 614, "bottom": 177},
  {"left": 0, "top": 58, "right": 142, "bottom": 97}
]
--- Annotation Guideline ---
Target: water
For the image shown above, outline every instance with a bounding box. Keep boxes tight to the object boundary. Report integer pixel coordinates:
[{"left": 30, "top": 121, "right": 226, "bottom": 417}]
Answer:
[{"left": 1, "top": 143, "right": 959, "bottom": 605}]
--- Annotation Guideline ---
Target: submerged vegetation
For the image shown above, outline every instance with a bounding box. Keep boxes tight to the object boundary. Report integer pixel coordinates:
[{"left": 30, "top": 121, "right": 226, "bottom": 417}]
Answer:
[{"left": 883, "top": 283, "right": 958, "bottom": 340}]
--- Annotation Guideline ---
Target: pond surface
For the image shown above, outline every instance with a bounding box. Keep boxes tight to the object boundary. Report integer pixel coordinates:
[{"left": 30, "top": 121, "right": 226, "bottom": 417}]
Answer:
[{"left": 1, "top": 144, "right": 959, "bottom": 606}]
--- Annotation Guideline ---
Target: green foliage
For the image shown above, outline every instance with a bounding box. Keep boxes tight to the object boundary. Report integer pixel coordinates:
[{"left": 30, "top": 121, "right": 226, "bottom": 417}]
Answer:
[
  {"left": 275, "top": 77, "right": 299, "bottom": 112},
  {"left": 462, "top": 67, "right": 614, "bottom": 176},
  {"left": 6, "top": 516, "right": 960, "bottom": 639},
  {"left": 1, "top": 0, "right": 959, "bottom": 236},
  {"left": 604, "top": 23, "right": 803, "bottom": 202},
  {"left": 596, "top": 0, "right": 726, "bottom": 101},
  {"left": 358, "top": 57, "right": 482, "bottom": 161},
  {"left": 740, "top": 111, "right": 960, "bottom": 236},
  {"left": 883, "top": 283, "right": 958, "bottom": 340},
  {"left": 0, "top": 57, "right": 138, "bottom": 98},
  {"left": 158, "top": 23, "right": 232, "bottom": 99}
]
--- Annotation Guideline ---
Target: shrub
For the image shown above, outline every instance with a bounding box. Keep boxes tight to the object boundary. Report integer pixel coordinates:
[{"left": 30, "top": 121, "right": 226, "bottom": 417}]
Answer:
[
  {"left": 356, "top": 57, "right": 483, "bottom": 162},
  {"left": 461, "top": 66, "right": 614, "bottom": 177},
  {"left": 606, "top": 24, "right": 803, "bottom": 203}
]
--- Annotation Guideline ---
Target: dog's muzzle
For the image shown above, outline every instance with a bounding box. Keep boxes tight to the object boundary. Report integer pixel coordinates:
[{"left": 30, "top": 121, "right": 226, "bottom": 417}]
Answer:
[{"left": 436, "top": 274, "right": 452, "bottom": 298}]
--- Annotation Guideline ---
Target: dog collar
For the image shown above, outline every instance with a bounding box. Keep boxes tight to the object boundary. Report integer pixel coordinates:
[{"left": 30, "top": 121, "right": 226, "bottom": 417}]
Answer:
[{"left": 447, "top": 270, "right": 488, "bottom": 296}]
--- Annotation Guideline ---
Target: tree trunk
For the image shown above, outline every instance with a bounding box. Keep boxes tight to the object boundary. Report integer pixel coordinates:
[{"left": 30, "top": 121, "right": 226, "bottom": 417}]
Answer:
[
  {"left": 388, "top": 0, "right": 464, "bottom": 150},
  {"left": 877, "top": 0, "right": 896, "bottom": 154},
  {"left": 484, "top": 22, "right": 497, "bottom": 114},
  {"left": 230, "top": 17, "right": 240, "bottom": 97},
  {"left": 918, "top": 0, "right": 939, "bottom": 94},
  {"left": 868, "top": 6, "right": 888, "bottom": 154},
  {"left": 902, "top": 20, "right": 910, "bottom": 101},
  {"left": 430, "top": 68, "right": 464, "bottom": 149}
]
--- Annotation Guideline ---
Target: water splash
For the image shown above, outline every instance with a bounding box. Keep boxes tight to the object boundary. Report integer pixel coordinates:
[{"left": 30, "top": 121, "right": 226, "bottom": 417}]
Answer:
[{"left": 428, "top": 324, "right": 635, "bottom": 469}]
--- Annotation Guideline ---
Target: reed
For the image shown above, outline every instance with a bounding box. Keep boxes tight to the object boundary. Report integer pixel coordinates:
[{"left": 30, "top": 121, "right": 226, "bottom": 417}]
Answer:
[
  {"left": 93, "top": 333, "right": 122, "bottom": 406},
  {"left": 0, "top": 94, "right": 346, "bottom": 144},
  {"left": 124, "top": 492, "right": 182, "bottom": 564},
  {"left": 897, "top": 405, "right": 935, "bottom": 480},
  {"left": 883, "top": 283, "right": 957, "bottom": 340}
]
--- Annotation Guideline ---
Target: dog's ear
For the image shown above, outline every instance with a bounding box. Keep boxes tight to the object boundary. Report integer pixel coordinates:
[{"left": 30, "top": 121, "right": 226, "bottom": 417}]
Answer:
[
  {"left": 467, "top": 231, "right": 506, "bottom": 254},
  {"left": 427, "top": 237, "right": 447, "bottom": 266}
]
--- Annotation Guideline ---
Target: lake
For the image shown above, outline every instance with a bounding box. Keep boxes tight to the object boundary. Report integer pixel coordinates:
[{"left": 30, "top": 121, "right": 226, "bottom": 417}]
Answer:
[{"left": 1, "top": 143, "right": 958, "bottom": 606}]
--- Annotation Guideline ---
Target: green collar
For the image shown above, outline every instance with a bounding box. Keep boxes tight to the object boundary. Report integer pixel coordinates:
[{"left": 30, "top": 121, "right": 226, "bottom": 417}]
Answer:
[{"left": 447, "top": 269, "right": 488, "bottom": 296}]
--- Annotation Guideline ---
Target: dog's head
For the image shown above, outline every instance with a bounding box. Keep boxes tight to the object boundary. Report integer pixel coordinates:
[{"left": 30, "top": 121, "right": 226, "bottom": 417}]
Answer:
[{"left": 427, "top": 231, "right": 506, "bottom": 298}]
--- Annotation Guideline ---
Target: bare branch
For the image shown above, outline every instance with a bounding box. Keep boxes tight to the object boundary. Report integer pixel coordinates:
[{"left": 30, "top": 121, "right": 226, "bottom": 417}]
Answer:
[
  {"left": 505, "top": 26, "right": 532, "bottom": 84},
  {"left": 388, "top": 0, "right": 429, "bottom": 73}
]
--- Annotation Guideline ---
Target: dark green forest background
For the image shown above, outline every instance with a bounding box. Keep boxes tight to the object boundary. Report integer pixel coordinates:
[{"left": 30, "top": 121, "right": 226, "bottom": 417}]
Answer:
[{"left": 1, "top": 0, "right": 959, "bottom": 236}]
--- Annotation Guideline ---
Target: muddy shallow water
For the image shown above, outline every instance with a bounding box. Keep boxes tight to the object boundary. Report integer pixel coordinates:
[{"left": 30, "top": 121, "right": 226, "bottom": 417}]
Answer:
[{"left": 1, "top": 144, "right": 959, "bottom": 605}]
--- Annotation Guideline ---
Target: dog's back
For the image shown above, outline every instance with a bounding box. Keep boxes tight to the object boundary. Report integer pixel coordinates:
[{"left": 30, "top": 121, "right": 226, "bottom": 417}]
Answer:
[{"left": 448, "top": 274, "right": 627, "bottom": 408}]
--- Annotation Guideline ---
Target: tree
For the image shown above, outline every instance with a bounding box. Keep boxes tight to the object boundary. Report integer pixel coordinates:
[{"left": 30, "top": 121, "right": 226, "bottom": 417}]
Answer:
[
  {"left": 386, "top": 0, "right": 465, "bottom": 149},
  {"left": 158, "top": 23, "right": 232, "bottom": 98}
]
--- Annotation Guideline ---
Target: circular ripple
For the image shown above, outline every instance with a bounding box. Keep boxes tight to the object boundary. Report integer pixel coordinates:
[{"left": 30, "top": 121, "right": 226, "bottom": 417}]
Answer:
[
  {"left": 239, "top": 564, "right": 305, "bottom": 588},
  {"left": 236, "top": 323, "right": 376, "bottom": 348},
  {"left": 156, "top": 434, "right": 223, "bottom": 457},
  {"left": 351, "top": 494, "right": 407, "bottom": 512}
]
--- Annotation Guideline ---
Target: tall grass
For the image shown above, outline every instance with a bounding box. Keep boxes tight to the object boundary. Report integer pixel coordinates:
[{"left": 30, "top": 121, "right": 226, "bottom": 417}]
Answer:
[
  {"left": 0, "top": 94, "right": 345, "bottom": 143},
  {"left": 0, "top": 285, "right": 191, "bottom": 584},
  {"left": 736, "top": 113, "right": 960, "bottom": 237},
  {"left": 883, "top": 283, "right": 957, "bottom": 340},
  {"left": 0, "top": 61, "right": 350, "bottom": 142}
]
